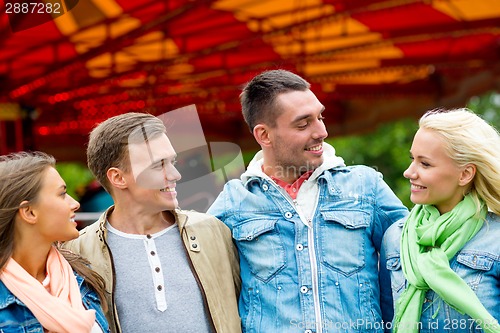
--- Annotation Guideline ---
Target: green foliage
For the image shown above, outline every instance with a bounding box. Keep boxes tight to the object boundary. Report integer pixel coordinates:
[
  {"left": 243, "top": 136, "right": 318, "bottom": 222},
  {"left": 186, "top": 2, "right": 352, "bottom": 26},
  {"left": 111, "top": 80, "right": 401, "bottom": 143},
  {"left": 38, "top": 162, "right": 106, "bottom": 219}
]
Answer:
[
  {"left": 55, "top": 162, "right": 94, "bottom": 200},
  {"left": 467, "top": 91, "right": 500, "bottom": 128},
  {"left": 328, "top": 119, "right": 417, "bottom": 208}
]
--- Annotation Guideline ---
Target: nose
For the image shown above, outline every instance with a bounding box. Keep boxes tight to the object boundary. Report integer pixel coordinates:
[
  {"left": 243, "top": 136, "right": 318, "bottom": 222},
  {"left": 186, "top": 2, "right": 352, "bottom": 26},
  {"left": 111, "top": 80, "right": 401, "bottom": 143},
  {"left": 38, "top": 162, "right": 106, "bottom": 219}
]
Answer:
[
  {"left": 68, "top": 195, "right": 80, "bottom": 211},
  {"left": 312, "top": 120, "right": 328, "bottom": 140},
  {"left": 403, "top": 163, "right": 415, "bottom": 180},
  {"left": 163, "top": 163, "right": 182, "bottom": 182},
  {"left": 171, "top": 165, "right": 182, "bottom": 182}
]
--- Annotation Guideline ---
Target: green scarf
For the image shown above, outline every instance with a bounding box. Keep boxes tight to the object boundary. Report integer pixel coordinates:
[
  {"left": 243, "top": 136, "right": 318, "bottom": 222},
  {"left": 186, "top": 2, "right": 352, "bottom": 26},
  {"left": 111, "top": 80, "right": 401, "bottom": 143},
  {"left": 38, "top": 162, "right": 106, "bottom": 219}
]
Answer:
[{"left": 393, "top": 195, "right": 500, "bottom": 333}]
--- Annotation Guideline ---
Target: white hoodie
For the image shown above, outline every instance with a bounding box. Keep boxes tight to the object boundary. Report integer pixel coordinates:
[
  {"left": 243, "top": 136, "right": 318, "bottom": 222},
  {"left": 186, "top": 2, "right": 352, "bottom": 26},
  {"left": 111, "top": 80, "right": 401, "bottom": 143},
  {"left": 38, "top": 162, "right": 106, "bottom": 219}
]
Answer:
[{"left": 241, "top": 142, "right": 345, "bottom": 221}]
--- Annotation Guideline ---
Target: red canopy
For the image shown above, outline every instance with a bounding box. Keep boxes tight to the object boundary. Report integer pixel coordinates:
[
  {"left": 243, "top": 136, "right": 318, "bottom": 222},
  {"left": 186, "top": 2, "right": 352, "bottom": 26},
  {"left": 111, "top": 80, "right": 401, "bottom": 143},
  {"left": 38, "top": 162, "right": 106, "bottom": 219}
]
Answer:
[{"left": 1, "top": 0, "right": 499, "bottom": 160}]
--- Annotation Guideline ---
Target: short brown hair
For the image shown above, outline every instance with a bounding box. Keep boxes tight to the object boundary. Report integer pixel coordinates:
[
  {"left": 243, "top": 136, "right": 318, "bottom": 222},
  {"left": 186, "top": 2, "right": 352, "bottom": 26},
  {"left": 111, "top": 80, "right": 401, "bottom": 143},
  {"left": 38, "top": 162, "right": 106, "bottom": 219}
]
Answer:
[
  {"left": 86, "top": 112, "right": 166, "bottom": 194},
  {"left": 240, "top": 69, "right": 310, "bottom": 131}
]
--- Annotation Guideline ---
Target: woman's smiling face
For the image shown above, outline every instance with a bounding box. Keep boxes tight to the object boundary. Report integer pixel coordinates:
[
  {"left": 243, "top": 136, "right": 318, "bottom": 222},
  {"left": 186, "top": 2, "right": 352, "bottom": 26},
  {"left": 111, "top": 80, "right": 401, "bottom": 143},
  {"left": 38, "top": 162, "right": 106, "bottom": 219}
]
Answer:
[
  {"left": 31, "top": 166, "right": 81, "bottom": 243},
  {"left": 403, "top": 128, "right": 468, "bottom": 214}
]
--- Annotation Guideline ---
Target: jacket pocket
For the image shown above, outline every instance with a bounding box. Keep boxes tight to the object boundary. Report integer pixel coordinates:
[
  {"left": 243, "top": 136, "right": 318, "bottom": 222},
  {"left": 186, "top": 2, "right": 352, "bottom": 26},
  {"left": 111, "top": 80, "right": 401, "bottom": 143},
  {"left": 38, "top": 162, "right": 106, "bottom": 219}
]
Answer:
[
  {"left": 454, "top": 251, "right": 495, "bottom": 290},
  {"left": 319, "top": 210, "right": 370, "bottom": 276},
  {"left": 386, "top": 255, "right": 406, "bottom": 296},
  {"left": 233, "top": 219, "right": 286, "bottom": 282}
]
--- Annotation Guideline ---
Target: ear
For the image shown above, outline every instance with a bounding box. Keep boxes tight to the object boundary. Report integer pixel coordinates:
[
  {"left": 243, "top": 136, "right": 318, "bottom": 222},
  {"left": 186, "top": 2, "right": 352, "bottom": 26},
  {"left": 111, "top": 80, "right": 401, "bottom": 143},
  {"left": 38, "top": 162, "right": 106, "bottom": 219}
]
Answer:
[
  {"left": 107, "top": 167, "right": 128, "bottom": 190},
  {"left": 253, "top": 124, "right": 272, "bottom": 147},
  {"left": 18, "top": 201, "right": 37, "bottom": 225},
  {"left": 459, "top": 164, "right": 476, "bottom": 187}
]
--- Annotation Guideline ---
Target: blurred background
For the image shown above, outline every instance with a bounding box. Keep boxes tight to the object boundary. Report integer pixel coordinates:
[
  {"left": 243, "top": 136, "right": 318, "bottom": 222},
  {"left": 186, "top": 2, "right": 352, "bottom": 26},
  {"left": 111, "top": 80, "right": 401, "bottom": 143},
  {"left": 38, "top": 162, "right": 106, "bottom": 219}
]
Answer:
[{"left": 1, "top": 0, "right": 499, "bottom": 224}]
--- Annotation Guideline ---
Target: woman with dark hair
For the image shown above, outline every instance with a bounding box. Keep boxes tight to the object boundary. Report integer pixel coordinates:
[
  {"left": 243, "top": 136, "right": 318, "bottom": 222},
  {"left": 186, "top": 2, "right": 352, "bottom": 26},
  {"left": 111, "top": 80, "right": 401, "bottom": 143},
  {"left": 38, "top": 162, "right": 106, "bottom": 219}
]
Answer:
[{"left": 0, "top": 151, "right": 108, "bottom": 333}]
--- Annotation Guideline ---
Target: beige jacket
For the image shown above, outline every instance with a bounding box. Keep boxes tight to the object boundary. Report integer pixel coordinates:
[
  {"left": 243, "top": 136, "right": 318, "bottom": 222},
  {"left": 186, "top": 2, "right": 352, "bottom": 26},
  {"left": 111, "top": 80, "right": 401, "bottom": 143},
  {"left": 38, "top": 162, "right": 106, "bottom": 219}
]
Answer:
[{"left": 63, "top": 207, "right": 241, "bottom": 333}]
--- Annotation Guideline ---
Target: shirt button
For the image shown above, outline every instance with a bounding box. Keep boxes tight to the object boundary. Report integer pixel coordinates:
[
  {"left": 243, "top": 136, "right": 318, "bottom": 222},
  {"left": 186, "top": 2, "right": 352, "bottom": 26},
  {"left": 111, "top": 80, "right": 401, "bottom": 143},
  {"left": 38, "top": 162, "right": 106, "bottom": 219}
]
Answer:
[
  {"left": 262, "top": 184, "right": 269, "bottom": 191},
  {"left": 190, "top": 236, "right": 196, "bottom": 240},
  {"left": 285, "top": 212, "right": 293, "bottom": 219},
  {"left": 146, "top": 234, "right": 152, "bottom": 239},
  {"left": 150, "top": 251, "right": 156, "bottom": 256},
  {"left": 300, "top": 286, "right": 308, "bottom": 294},
  {"left": 296, "top": 244, "right": 304, "bottom": 251},
  {"left": 292, "top": 188, "right": 297, "bottom": 192},
  {"left": 155, "top": 267, "right": 160, "bottom": 273},
  {"left": 305, "top": 330, "right": 313, "bottom": 333},
  {"left": 192, "top": 243, "right": 198, "bottom": 248},
  {"left": 157, "top": 285, "right": 163, "bottom": 291}
]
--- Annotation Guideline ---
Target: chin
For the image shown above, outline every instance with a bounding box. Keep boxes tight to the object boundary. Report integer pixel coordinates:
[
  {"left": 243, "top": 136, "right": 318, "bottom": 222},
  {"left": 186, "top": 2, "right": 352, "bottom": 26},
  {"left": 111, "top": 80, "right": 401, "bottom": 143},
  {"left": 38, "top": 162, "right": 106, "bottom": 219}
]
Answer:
[
  {"left": 163, "top": 201, "right": 178, "bottom": 211},
  {"left": 409, "top": 197, "right": 425, "bottom": 206},
  {"left": 58, "top": 234, "right": 79, "bottom": 243}
]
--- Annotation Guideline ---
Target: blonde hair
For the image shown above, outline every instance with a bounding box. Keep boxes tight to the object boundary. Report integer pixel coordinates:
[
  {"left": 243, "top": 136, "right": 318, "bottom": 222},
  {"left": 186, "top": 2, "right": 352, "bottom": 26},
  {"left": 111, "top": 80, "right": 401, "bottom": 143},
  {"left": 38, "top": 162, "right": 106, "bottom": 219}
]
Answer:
[{"left": 419, "top": 108, "right": 500, "bottom": 215}]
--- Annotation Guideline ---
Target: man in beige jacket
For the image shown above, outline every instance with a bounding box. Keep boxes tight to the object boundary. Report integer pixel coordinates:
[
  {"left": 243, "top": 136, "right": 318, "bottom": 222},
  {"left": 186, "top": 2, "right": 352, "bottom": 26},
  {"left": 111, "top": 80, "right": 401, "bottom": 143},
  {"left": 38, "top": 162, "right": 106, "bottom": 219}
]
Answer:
[{"left": 63, "top": 112, "right": 241, "bottom": 333}]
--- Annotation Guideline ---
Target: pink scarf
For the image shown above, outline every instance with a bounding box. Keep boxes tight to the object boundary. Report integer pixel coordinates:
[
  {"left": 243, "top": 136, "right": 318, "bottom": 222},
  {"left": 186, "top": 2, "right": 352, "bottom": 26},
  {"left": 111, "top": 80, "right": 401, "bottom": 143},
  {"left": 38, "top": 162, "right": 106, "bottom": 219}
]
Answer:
[{"left": 0, "top": 246, "right": 96, "bottom": 333}]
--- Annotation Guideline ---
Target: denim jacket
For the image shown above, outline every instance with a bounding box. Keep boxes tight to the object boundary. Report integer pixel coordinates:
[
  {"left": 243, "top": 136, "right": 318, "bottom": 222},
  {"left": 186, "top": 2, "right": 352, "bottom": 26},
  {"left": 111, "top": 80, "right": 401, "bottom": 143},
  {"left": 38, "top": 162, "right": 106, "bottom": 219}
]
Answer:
[
  {"left": 208, "top": 146, "right": 408, "bottom": 333},
  {"left": 382, "top": 212, "right": 500, "bottom": 333},
  {"left": 0, "top": 271, "right": 109, "bottom": 333}
]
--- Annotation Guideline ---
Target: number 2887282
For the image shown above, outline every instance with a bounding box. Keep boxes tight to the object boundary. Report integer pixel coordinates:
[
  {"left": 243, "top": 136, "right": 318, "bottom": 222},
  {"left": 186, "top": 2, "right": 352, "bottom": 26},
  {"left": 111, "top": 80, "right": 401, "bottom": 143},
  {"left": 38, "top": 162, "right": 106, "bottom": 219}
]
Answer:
[{"left": 5, "top": 2, "right": 63, "bottom": 14}]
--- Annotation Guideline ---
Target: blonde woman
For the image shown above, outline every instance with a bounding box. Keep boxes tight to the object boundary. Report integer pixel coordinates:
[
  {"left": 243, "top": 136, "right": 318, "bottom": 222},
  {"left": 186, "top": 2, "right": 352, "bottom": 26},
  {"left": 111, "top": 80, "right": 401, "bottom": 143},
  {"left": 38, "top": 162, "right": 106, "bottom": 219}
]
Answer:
[
  {"left": 0, "top": 151, "right": 108, "bottom": 333},
  {"left": 383, "top": 108, "right": 500, "bottom": 333}
]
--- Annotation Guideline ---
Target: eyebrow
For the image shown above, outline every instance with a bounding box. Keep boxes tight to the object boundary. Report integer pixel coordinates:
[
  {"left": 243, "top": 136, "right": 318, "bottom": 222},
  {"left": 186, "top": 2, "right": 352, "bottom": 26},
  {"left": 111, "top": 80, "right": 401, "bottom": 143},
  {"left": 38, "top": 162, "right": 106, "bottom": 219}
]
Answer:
[
  {"left": 291, "top": 106, "right": 325, "bottom": 123},
  {"left": 410, "top": 151, "right": 431, "bottom": 160},
  {"left": 151, "top": 155, "right": 178, "bottom": 165}
]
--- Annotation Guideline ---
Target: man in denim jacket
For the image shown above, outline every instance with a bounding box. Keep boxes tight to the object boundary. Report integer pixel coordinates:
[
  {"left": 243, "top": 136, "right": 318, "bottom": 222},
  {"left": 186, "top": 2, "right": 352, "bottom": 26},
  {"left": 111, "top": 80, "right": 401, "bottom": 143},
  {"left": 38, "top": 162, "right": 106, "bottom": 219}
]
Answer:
[{"left": 208, "top": 69, "right": 408, "bottom": 333}]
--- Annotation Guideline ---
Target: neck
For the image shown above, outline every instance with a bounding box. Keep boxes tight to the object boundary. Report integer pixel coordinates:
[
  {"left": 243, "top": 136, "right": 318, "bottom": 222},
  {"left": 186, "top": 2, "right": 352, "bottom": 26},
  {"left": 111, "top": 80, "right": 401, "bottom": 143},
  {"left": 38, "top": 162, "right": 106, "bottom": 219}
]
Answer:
[
  {"left": 108, "top": 206, "right": 176, "bottom": 235},
  {"left": 261, "top": 164, "right": 300, "bottom": 184},
  {"left": 12, "top": 243, "right": 51, "bottom": 283}
]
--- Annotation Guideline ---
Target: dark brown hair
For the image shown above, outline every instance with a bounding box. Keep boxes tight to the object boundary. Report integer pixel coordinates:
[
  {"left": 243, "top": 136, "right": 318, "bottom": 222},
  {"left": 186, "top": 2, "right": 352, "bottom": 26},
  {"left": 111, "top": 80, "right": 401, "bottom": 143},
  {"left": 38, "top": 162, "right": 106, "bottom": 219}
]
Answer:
[{"left": 240, "top": 69, "right": 310, "bottom": 131}]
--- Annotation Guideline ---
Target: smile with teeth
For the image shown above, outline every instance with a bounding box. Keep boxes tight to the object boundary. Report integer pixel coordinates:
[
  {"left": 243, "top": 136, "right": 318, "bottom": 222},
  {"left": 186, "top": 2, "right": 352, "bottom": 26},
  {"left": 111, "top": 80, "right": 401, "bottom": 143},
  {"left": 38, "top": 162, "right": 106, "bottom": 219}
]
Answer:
[
  {"left": 411, "top": 184, "right": 426, "bottom": 190},
  {"left": 305, "top": 144, "right": 322, "bottom": 151},
  {"left": 160, "top": 187, "right": 175, "bottom": 192}
]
